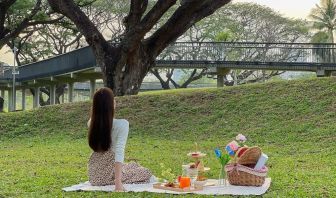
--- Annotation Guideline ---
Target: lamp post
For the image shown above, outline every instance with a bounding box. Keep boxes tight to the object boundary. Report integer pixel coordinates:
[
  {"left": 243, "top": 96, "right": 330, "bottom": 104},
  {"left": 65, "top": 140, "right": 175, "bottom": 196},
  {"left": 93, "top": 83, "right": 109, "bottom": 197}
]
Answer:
[{"left": 12, "top": 46, "right": 18, "bottom": 111}]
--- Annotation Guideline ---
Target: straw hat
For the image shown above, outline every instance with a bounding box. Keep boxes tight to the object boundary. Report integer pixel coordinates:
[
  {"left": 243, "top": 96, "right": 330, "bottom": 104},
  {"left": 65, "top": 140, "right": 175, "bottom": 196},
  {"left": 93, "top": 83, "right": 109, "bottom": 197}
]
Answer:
[{"left": 237, "top": 146, "right": 262, "bottom": 165}]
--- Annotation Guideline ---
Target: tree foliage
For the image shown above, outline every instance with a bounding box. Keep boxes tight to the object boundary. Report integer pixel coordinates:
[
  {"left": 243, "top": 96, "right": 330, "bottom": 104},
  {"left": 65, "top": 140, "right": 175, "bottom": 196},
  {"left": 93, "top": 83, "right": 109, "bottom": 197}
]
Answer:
[
  {"left": 309, "top": 0, "right": 336, "bottom": 43},
  {"left": 153, "top": 2, "right": 310, "bottom": 88},
  {"left": 0, "top": 0, "right": 66, "bottom": 49}
]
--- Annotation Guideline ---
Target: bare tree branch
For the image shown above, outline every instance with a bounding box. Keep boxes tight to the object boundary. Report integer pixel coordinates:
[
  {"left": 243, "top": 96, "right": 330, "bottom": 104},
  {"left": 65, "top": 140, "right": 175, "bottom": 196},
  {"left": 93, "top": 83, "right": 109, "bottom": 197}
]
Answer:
[{"left": 146, "top": 0, "right": 231, "bottom": 56}]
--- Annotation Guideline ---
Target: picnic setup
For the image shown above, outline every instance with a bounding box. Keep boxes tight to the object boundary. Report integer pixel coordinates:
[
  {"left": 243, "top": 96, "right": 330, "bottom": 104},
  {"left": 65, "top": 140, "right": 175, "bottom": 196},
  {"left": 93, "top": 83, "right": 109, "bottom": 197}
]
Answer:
[
  {"left": 64, "top": 134, "right": 271, "bottom": 196},
  {"left": 3, "top": 0, "right": 336, "bottom": 197}
]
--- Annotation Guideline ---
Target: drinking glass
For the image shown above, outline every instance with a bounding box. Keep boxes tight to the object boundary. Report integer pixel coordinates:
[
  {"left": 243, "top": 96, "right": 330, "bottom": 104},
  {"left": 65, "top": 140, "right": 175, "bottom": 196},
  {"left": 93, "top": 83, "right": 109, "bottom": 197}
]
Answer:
[{"left": 187, "top": 168, "right": 198, "bottom": 189}]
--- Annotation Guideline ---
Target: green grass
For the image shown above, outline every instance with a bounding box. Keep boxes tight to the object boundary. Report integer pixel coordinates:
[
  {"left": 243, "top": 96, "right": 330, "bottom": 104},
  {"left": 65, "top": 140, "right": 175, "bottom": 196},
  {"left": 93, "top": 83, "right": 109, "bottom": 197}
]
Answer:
[{"left": 1, "top": 78, "right": 336, "bottom": 197}]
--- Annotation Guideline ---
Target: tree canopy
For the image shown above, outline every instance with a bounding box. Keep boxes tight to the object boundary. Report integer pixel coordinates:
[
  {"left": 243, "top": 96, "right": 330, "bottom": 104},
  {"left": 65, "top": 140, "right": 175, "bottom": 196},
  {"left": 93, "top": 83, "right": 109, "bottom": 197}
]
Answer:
[{"left": 309, "top": 0, "right": 336, "bottom": 43}]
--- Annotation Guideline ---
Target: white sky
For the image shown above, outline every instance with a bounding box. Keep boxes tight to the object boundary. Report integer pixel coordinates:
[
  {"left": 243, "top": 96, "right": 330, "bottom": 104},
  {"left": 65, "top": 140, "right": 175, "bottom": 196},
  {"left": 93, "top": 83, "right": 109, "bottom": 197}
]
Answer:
[
  {"left": 235, "top": 0, "right": 319, "bottom": 19},
  {"left": 0, "top": 0, "right": 320, "bottom": 64}
]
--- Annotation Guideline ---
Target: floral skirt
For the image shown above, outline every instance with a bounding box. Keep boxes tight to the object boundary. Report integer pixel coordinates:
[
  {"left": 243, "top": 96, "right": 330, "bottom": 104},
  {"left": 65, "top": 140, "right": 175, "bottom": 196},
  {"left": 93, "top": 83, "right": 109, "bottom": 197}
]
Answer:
[{"left": 88, "top": 150, "right": 152, "bottom": 186}]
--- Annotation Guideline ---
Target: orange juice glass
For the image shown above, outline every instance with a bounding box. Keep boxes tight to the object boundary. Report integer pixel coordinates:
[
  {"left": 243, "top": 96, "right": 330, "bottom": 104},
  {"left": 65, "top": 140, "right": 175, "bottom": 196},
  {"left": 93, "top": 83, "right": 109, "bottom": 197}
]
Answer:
[{"left": 179, "top": 177, "right": 191, "bottom": 188}]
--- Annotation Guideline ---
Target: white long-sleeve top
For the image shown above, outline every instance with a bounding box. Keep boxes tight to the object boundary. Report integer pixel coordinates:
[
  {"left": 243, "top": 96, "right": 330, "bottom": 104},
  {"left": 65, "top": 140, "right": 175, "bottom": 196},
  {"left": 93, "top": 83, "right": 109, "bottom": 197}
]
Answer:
[{"left": 88, "top": 119, "right": 129, "bottom": 163}]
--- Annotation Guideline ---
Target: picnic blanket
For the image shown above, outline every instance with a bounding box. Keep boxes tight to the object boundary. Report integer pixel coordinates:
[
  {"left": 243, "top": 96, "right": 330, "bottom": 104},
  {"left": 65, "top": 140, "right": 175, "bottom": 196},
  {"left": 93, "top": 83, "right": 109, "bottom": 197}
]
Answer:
[{"left": 63, "top": 177, "right": 271, "bottom": 195}]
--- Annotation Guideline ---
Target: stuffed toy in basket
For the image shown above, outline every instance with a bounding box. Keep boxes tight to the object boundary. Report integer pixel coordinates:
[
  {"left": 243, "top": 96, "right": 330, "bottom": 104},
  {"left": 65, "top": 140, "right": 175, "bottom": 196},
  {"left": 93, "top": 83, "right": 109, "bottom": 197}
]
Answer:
[{"left": 225, "top": 146, "right": 268, "bottom": 186}]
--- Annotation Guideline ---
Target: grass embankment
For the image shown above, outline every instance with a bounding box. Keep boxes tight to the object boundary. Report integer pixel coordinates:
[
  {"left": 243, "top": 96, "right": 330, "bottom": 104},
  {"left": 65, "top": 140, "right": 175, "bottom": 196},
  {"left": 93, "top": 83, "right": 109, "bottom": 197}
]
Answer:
[{"left": 1, "top": 78, "right": 336, "bottom": 197}]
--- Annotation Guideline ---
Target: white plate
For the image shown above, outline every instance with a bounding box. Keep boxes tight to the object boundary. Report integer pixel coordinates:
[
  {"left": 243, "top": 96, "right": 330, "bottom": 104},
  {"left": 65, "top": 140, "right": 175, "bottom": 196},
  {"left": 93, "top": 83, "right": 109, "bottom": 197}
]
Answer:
[{"left": 187, "top": 152, "right": 206, "bottom": 158}]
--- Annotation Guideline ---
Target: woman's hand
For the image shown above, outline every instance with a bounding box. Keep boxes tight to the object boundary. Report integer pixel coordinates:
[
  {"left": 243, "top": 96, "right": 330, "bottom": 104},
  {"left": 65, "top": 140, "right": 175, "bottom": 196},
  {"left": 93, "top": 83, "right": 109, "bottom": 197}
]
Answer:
[{"left": 114, "top": 182, "right": 125, "bottom": 192}]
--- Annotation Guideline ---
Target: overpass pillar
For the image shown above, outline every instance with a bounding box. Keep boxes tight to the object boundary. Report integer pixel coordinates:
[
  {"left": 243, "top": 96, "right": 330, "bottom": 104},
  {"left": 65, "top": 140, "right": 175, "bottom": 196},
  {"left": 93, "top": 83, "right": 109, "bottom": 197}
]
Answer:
[
  {"left": 0, "top": 89, "right": 4, "bottom": 98},
  {"left": 68, "top": 82, "right": 74, "bottom": 103},
  {"left": 217, "top": 75, "right": 224, "bottom": 87},
  {"left": 216, "top": 68, "right": 230, "bottom": 87},
  {"left": 22, "top": 88, "right": 26, "bottom": 111},
  {"left": 8, "top": 89, "right": 13, "bottom": 112},
  {"left": 90, "top": 79, "right": 96, "bottom": 99},
  {"left": 316, "top": 69, "right": 332, "bottom": 77},
  {"left": 33, "top": 87, "right": 40, "bottom": 108},
  {"left": 9, "top": 88, "right": 16, "bottom": 112},
  {"left": 50, "top": 84, "right": 56, "bottom": 105}
]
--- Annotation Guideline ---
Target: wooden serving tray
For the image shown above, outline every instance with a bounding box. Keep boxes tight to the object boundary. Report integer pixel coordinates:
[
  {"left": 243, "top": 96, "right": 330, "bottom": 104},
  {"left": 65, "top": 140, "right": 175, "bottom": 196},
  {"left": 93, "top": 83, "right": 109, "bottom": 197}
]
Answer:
[{"left": 153, "top": 183, "right": 203, "bottom": 192}]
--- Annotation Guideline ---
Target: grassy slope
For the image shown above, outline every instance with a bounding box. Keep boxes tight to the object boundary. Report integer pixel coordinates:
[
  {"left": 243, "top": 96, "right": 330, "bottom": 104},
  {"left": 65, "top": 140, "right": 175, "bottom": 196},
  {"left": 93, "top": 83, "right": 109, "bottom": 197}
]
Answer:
[{"left": 1, "top": 78, "right": 336, "bottom": 197}]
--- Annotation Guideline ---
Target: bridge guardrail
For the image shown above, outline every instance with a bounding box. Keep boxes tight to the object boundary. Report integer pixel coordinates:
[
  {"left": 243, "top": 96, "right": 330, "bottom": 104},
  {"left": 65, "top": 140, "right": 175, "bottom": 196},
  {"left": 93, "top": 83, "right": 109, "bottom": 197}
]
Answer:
[{"left": 1, "top": 42, "right": 336, "bottom": 83}]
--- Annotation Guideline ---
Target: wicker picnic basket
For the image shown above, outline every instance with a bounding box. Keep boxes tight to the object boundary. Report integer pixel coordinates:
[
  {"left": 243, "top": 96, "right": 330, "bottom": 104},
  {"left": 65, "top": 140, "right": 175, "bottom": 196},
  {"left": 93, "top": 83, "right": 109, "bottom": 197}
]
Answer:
[{"left": 225, "top": 146, "right": 268, "bottom": 186}]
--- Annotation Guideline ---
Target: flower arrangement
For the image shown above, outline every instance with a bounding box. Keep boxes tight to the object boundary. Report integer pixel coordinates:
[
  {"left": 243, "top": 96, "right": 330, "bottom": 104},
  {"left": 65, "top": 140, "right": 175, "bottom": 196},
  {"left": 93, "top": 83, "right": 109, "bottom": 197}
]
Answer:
[
  {"left": 214, "top": 147, "right": 231, "bottom": 185},
  {"left": 214, "top": 148, "right": 230, "bottom": 166}
]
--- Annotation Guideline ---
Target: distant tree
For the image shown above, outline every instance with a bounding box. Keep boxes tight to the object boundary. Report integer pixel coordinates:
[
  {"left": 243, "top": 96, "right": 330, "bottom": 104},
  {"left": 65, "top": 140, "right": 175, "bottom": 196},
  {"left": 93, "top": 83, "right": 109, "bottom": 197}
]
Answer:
[
  {"left": 311, "top": 31, "right": 330, "bottom": 43},
  {"left": 309, "top": 0, "right": 336, "bottom": 43},
  {"left": 210, "top": 3, "right": 309, "bottom": 85},
  {"left": 152, "top": 3, "right": 310, "bottom": 88}
]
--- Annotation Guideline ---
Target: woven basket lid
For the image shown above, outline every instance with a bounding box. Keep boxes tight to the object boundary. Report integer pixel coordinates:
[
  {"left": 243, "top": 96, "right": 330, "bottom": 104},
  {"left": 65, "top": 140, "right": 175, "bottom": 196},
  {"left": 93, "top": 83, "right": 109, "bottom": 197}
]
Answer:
[{"left": 237, "top": 146, "right": 262, "bottom": 165}]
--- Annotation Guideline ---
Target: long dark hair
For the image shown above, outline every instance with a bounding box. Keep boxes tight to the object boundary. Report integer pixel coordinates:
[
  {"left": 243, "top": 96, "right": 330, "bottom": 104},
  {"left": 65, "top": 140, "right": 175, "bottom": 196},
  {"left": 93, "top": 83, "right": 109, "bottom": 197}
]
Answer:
[{"left": 88, "top": 87, "right": 114, "bottom": 152}]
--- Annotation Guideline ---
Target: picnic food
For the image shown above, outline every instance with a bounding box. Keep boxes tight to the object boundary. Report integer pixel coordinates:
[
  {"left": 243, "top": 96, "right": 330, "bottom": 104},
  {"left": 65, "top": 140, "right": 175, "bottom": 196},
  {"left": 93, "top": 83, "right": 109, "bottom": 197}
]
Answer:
[
  {"left": 164, "top": 182, "right": 179, "bottom": 188},
  {"left": 197, "top": 175, "right": 207, "bottom": 181},
  {"left": 191, "top": 152, "right": 200, "bottom": 157}
]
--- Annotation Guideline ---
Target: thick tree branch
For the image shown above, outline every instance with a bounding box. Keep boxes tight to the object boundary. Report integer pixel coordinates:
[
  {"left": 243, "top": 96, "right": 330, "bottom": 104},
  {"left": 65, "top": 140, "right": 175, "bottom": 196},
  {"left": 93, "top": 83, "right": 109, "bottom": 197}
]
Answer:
[
  {"left": 121, "top": 0, "right": 176, "bottom": 52},
  {"left": 146, "top": 0, "right": 232, "bottom": 56},
  {"left": 27, "top": 16, "right": 65, "bottom": 26},
  {"left": 125, "top": 0, "right": 148, "bottom": 31},
  {"left": 47, "top": 0, "right": 108, "bottom": 50}
]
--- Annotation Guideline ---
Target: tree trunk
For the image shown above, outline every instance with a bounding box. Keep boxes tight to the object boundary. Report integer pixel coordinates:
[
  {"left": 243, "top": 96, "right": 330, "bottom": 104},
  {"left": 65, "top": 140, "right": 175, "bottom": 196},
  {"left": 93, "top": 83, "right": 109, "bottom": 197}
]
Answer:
[
  {"left": 150, "top": 69, "right": 171, "bottom": 89},
  {"left": 329, "top": 28, "right": 334, "bottom": 43},
  {"left": 102, "top": 44, "right": 155, "bottom": 96}
]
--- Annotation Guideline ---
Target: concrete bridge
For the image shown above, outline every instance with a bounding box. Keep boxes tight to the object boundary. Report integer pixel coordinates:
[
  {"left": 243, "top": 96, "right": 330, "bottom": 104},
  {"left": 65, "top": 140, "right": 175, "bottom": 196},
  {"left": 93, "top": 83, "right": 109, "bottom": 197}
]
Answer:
[{"left": 1, "top": 42, "right": 336, "bottom": 111}]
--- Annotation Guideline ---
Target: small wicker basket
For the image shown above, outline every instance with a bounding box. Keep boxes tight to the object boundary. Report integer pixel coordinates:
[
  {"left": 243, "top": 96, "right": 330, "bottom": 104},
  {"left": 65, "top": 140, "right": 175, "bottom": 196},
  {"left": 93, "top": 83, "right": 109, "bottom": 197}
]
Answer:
[{"left": 225, "top": 163, "right": 268, "bottom": 186}]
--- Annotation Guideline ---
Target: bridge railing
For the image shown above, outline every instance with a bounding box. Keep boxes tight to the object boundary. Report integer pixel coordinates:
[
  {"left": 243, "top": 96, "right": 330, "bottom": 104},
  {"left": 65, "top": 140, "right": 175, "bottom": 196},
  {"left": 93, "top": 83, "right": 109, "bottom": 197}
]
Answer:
[{"left": 158, "top": 42, "right": 336, "bottom": 64}]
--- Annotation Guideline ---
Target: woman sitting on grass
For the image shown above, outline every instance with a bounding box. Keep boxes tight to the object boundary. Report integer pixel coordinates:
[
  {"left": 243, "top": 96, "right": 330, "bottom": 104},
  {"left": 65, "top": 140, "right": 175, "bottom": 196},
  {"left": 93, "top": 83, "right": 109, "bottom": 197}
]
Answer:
[{"left": 87, "top": 87, "right": 152, "bottom": 191}]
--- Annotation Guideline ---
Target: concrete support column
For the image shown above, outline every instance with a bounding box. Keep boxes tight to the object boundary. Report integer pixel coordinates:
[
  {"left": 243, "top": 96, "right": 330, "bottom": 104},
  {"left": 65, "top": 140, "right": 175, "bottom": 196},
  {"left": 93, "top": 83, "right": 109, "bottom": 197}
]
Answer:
[
  {"left": 217, "top": 74, "right": 224, "bottom": 87},
  {"left": 50, "top": 84, "right": 56, "bottom": 105},
  {"left": 262, "top": 70, "right": 266, "bottom": 82},
  {"left": 68, "top": 82, "right": 74, "bottom": 103},
  {"left": 0, "top": 89, "right": 4, "bottom": 98},
  {"left": 8, "top": 89, "right": 13, "bottom": 112},
  {"left": 13, "top": 88, "right": 16, "bottom": 111},
  {"left": 90, "top": 79, "right": 96, "bottom": 99},
  {"left": 33, "top": 87, "right": 40, "bottom": 108},
  {"left": 22, "top": 88, "right": 26, "bottom": 111},
  {"left": 216, "top": 68, "right": 229, "bottom": 88},
  {"left": 317, "top": 69, "right": 332, "bottom": 77}
]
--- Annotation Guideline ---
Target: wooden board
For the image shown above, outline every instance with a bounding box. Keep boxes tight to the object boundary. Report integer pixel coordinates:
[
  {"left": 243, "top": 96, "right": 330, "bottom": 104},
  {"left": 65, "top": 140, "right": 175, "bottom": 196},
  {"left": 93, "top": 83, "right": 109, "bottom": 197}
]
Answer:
[{"left": 153, "top": 183, "right": 203, "bottom": 192}]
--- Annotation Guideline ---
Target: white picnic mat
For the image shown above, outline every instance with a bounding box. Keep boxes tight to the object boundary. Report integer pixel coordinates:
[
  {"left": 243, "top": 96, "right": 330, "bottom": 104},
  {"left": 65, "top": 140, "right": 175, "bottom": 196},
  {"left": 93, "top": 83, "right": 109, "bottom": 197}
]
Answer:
[{"left": 63, "top": 177, "right": 271, "bottom": 195}]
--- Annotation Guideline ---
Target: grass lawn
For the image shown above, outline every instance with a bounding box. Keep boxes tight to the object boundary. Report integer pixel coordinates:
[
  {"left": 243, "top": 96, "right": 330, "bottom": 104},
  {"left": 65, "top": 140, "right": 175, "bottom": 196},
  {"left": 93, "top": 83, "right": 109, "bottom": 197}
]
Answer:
[{"left": 1, "top": 78, "right": 336, "bottom": 197}]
